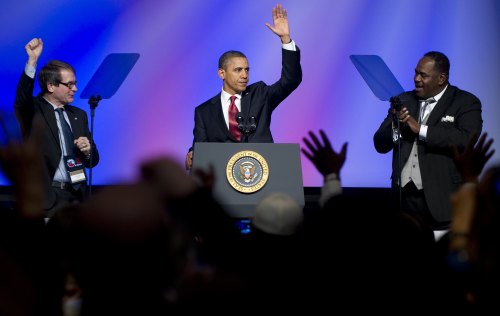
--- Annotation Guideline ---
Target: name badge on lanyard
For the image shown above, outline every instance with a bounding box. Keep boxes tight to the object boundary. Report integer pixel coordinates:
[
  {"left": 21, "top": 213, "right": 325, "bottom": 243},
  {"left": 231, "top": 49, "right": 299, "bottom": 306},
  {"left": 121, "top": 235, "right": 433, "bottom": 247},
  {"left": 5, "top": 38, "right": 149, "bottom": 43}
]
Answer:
[{"left": 64, "top": 154, "right": 87, "bottom": 184}]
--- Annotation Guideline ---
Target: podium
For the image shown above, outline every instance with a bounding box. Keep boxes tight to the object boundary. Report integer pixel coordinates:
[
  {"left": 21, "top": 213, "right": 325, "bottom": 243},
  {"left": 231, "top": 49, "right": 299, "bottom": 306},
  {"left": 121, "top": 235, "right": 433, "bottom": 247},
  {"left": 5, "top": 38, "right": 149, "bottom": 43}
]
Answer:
[{"left": 192, "top": 142, "right": 305, "bottom": 218}]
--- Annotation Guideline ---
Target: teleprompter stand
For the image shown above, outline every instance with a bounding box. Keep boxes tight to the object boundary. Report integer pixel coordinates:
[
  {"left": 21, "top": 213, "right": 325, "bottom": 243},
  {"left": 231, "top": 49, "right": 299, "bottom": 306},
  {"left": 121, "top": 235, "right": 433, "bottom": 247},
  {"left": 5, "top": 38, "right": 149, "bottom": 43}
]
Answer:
[
  {"left": 80, "top": 53, "right": 140, "bottom": 196},
  {"left": 350, "top": 55, "right": 405, "bottom": 210}
]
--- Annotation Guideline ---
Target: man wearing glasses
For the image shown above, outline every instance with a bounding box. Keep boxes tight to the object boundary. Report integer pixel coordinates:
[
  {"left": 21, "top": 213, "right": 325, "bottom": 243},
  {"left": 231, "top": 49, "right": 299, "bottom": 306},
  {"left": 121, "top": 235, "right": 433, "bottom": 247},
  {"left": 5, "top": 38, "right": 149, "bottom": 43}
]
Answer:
[{"left": 14, "top": 38, "right": 99, "bottom": 219}]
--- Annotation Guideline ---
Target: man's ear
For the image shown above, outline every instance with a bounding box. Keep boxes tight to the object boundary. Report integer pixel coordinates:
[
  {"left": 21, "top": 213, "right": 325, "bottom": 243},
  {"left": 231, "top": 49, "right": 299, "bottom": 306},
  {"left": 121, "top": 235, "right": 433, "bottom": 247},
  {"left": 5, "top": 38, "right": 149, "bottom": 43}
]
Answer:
[
  {"left": 438, "top": 73, "right": 448, "bottom": 85},
  {"left": 47, "top": 82, "right": 56, "bottom": 93},
  {"left": 217, "top": 68, "right": 225, "bottom": 80}
]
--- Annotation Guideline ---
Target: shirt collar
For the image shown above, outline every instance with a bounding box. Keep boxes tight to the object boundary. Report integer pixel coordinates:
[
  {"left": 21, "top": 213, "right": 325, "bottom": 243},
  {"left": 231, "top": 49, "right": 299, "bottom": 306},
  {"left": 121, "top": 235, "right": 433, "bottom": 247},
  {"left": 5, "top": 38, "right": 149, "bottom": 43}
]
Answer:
[
  {"left": 43, "top": 96, "right": 62, "bottom": 111},
  {"left": 427, "top": 84, "right": 448, "bottom": 103},
  {"left": 221, "top": 89, "right": 242, "bottom": 102}
]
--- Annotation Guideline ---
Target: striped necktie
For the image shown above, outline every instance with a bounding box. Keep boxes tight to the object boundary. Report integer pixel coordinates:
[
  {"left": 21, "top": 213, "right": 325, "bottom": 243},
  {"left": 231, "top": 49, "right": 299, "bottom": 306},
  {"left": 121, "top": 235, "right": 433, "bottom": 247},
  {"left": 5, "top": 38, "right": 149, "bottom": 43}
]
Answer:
[{"left": 419, "top": 98, "right": 436, "bottom": 124}]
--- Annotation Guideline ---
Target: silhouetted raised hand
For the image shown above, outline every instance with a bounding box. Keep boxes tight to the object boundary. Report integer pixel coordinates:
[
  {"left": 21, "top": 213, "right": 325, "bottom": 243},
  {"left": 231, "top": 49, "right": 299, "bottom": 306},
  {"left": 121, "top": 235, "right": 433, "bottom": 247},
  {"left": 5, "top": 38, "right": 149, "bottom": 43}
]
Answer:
[
  {"left": 301, "top": 129, "right": 348, "bottom": 177},
  {"left": 451, "top": 132, "right": 495, "bottom": 183}
]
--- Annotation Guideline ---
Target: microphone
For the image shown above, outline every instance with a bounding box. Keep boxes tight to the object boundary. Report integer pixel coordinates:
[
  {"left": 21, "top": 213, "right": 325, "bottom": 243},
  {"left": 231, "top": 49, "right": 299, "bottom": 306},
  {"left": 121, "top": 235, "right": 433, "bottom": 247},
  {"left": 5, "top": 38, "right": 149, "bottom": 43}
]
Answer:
[
  {"left": 248, "top": 116, "right": 257, "bottom": 133},
  {"left": 235, "top": 114, "right": 257, "bottom": 142},
  {"left": 390, "top": 96, "right": 403, "bottom": 111},
  {"left": 236, "top": 112, "right": 245, "bottom": 133}
]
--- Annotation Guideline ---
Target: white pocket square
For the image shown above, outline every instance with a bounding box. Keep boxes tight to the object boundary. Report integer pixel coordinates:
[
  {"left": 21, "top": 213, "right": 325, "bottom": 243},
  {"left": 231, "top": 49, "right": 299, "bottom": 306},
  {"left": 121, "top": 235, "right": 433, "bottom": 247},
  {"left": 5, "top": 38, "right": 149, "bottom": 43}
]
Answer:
[{"left": 441, "top": 115, "right": 454, "bottom": 122}]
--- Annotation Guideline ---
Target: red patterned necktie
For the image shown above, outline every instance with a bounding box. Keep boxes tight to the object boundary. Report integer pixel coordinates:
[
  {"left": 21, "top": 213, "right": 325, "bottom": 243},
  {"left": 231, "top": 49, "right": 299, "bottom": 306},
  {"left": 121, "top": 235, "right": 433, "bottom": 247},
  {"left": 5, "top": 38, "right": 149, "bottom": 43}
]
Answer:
[{"left": 228, "top": 95, "right": 241, "bottom": 141}]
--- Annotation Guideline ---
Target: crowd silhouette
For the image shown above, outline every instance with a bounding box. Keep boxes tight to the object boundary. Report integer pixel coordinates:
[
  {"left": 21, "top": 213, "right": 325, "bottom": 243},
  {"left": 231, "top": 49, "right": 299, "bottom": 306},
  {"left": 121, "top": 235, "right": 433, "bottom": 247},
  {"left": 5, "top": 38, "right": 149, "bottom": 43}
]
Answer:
[{"left": 0, "top": 125, "right": 497, "bottom": 314}]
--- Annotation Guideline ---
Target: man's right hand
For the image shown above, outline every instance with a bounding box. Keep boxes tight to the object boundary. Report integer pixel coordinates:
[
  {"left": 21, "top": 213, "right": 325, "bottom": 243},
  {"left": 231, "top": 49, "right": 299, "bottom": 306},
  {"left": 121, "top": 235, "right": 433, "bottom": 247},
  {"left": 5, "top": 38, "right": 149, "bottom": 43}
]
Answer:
[
  {"left": 25, "top": 38, "right": 43, "bottom": 66},
  {"left": 185, "top": 150, "right": 193, "bottom": 170},
  {"left": 265, "top": 4, "right": 291, "bottom": 44}
]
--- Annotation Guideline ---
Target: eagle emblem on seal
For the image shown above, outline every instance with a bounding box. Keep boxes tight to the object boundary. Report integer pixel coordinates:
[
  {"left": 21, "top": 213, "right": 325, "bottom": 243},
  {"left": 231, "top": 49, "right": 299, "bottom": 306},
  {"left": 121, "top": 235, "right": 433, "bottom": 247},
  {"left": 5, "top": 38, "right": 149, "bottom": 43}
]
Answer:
[{"left": 239, "top": 163, "right": 257, "bottom": 183}]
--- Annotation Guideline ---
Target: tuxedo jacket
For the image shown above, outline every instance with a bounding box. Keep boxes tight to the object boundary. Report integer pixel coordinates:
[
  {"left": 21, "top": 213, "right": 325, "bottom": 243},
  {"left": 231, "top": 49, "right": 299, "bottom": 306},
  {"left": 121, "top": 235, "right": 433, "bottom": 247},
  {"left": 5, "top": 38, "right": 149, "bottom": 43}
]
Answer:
[
  {"left": 14, "top": 72, "right": 100, "bottom": 210},
  {"left": 191, "top": 47, "right": 302, "bottom": 148},
  {"left": 373, "top": 85, "right": 482, "bottom": 222}
]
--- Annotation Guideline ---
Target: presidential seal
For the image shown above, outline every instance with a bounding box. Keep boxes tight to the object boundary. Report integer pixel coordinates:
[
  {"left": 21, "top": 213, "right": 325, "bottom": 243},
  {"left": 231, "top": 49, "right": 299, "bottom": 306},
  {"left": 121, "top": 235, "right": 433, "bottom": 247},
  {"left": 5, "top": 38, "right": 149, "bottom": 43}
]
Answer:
[{"left": 226, "top": 150, "right": 269, "bottom": 193}]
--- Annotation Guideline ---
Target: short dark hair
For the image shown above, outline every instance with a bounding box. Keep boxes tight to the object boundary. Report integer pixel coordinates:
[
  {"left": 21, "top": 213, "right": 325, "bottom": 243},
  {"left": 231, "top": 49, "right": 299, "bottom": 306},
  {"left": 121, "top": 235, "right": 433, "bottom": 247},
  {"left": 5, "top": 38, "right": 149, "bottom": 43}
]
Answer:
[
  {"left": 38, "top": 60, "right": 75, "bottom": 94},
  {"left": 424, "top": 51, "right": 450, "bottom": 76},
  {"left": 218, "top": 50, "right": 247, "bottom": 70}
]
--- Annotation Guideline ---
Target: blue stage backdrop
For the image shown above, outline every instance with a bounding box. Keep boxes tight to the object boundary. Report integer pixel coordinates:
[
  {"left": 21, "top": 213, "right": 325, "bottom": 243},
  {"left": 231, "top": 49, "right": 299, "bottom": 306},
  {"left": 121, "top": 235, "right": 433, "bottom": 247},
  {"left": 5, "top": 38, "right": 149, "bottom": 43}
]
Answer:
[{"left": 1, "top": 0, "right": 499, "bottom": 187}]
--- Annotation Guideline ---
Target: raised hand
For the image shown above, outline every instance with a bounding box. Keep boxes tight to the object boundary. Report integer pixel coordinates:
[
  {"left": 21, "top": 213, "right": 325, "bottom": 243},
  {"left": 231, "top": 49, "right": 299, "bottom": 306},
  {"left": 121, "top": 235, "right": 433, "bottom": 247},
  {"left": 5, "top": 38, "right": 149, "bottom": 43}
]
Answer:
[
  {"left": 0, "top": 117, "right": 44, "bottom": 219},
  {"left": 25, "top": 38, "right": 43, "bottom": 66},
  {"left": 185, "top": 150, "right": 193, "bottom": 171},
  {"left": 140, "top": 156, "right": 198, "bottom": 202},
  {"left": 452, "top": 132, "right": 495, "bottom": 183},
  {"left": 302, "top": 129, "right": 348, "bottom": 177},
  {"left": 265, "top": 4, "right": 291, "bottom": 44}
]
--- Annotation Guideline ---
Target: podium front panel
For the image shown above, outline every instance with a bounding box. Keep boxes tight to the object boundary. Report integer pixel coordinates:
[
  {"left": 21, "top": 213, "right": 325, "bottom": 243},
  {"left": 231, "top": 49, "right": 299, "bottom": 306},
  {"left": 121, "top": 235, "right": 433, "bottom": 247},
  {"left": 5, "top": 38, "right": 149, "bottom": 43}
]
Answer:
[{"left": 192, "top": 142, "right": 304, "bottom": 218}]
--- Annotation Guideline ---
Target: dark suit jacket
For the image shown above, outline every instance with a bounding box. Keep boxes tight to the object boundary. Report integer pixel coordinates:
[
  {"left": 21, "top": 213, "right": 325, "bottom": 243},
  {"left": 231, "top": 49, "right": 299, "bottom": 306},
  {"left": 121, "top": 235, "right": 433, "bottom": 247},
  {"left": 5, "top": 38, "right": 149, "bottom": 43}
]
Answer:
[
  {"left": 14, "top": 72, "right": 100, "bottom": 210},
  {"left": 373, "top": 85, "right": 482, "bottom": 222},
  {"left": 191, "top": 47, "right": 302, "bottom": 148}
]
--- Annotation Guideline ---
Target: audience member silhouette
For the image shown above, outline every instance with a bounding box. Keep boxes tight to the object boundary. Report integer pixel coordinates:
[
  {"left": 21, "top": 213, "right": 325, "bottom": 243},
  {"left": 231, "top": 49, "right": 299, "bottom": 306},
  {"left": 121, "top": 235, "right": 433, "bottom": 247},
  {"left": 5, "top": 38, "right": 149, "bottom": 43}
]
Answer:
[
  {"left": 0, "top": 119, "right": 65, "bottom": 316},
  {"left": 241, "top": 192, "right": 306, "bottom": 311},
  {"left": 434, "top": 132, "right": 496, "bottom": 312},
  {"left": 301, "top": 129, "right": 437, "bottom": 311},
  {"left": 47, "top": 155, "right": 253, "bottom": 314}
]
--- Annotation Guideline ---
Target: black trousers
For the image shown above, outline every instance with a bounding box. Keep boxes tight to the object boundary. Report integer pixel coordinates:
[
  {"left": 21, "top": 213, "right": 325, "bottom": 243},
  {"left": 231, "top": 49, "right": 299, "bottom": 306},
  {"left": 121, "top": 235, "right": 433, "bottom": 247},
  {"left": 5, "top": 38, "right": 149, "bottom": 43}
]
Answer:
[
  {"left": 46, "top": 185, "right": 84, "bottom": 219},
  {"left": 399, "top": 181, "right": 450, "bottom": 230}
]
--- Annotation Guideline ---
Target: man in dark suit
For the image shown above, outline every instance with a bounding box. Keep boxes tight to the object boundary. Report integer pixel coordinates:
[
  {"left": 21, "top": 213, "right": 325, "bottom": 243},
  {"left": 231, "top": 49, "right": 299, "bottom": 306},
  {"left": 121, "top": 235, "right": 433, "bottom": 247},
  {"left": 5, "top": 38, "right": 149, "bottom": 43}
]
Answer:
[
  {"left": 15, "top": 38, "right": 99, "bottom": 219},
  {"left": 374, "top": 51, "right": 482, "bottom": 230},
  {"left": 185, "top": 4, "right": 302, "bottom": 170}
]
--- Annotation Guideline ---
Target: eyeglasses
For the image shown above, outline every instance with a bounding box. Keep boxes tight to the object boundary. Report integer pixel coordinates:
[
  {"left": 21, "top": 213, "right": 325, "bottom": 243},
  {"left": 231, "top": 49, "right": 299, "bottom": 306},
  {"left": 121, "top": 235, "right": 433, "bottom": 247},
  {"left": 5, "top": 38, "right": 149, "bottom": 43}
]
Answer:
[{"left": 57, "top": 81, "right": 78, "bottom": 89}]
